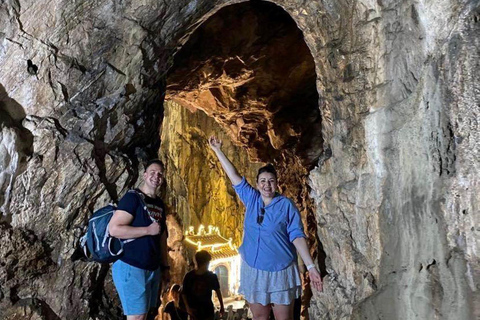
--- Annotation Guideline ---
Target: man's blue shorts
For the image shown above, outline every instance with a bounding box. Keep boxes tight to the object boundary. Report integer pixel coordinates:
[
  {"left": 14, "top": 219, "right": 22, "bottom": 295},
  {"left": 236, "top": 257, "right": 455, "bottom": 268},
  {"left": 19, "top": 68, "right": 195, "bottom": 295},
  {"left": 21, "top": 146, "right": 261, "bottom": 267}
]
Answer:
[{"left": 112, "top": 260, "right": 161, "bottom": 315}]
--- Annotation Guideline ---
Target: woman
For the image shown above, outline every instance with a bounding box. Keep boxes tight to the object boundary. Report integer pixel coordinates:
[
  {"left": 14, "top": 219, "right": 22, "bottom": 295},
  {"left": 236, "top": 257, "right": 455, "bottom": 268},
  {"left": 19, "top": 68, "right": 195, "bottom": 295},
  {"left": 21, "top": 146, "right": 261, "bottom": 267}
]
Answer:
[
  {"left": 208, "top": 136, "right": 322, "bottom": 320},
  {"left": 163, "top": 284, "right": 188, "bottom": 320}
]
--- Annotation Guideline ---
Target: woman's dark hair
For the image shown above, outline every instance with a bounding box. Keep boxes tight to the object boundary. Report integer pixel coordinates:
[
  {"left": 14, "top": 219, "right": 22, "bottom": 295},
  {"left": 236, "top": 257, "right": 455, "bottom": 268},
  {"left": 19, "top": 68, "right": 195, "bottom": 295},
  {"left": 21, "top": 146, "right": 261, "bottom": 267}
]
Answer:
[
  {"left": 170, "top": 284, "right": 181, "bottom": 294},
  {"left": 195, "top": 250, "right": 212, "bottom": 266},
  {"left": 144, "top": 159, "right": 165, "bottom": 171},
  {"left": 256, "top": 164, "right": 277, "bottom": 182},
  {"left": 169, "top": 284, "right": 182, "bottom": 302}
]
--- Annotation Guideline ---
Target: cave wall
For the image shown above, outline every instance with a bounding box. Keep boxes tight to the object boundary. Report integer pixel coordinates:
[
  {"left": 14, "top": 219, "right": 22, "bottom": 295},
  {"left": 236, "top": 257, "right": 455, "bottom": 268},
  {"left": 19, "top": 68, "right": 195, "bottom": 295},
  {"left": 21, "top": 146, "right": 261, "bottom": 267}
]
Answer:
[
  {"left": 0, "top": 0, "right": 478, "bottom": 319},
  {"left": 306, "top": 1, "right": 479, "bottom": 319},
  {"left": 0, "top": 0, "right": 197, "bottom": 318},
  {"left": 160, "top": 100, "right": 261, "bottom": 247}
]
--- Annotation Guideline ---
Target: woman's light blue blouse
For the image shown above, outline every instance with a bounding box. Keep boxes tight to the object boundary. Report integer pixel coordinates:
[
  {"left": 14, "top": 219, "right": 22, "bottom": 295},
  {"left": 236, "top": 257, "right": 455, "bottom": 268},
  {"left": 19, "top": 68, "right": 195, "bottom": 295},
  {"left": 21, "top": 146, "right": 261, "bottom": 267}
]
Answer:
[{"left": 234, "top": 177, "right": 306, "bottom": 271}]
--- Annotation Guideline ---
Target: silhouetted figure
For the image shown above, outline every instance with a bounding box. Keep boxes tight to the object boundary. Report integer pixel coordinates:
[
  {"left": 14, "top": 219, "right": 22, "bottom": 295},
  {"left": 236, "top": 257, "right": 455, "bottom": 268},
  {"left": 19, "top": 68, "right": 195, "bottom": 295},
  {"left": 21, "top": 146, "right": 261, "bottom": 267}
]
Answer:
[{"left": 182, "top": 250, "right": 225, "bottom": 320}]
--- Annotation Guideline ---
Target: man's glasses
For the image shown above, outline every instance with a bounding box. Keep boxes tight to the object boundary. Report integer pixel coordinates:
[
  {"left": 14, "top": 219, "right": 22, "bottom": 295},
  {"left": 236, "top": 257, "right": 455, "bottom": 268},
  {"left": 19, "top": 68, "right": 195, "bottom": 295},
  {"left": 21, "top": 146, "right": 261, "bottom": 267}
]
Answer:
[{"left": 257, "top": 207, "right": 265, "bottom": 225}]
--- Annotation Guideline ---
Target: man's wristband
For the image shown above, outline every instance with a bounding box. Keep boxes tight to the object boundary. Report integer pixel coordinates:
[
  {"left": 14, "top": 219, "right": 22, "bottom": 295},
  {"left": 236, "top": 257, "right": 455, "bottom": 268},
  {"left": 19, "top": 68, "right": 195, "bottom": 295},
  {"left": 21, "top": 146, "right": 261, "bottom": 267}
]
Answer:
[
  {"left": 306, "top": 264, "right": 316, "bottom": 271},
  {"left": 160, "top": 265, "right": 171, "bottom": 271}
]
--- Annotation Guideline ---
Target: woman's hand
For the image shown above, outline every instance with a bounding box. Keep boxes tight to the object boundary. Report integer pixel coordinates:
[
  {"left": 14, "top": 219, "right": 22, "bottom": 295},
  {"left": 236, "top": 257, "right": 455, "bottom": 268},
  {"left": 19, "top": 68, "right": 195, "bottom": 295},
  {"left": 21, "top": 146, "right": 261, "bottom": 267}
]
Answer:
[
  {"left": 209, "top": 135, "right": 222, "bottom": 150},
  {"left": 207, "top": 135, "right": 242, "bottom": 185},
  {"left": 308, "top": 267, "right": 323, "bottom": 292}
]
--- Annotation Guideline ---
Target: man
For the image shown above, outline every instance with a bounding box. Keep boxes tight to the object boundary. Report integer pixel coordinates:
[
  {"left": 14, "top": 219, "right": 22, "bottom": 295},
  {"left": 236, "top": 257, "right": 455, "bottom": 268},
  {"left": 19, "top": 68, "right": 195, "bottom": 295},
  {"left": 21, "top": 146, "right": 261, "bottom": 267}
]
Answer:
[
  {"left": 182, "top": 250, "right": 225, "bottom": 320},
  {"left": 109, "top": 159, "right": 171, "bottom": 320}
]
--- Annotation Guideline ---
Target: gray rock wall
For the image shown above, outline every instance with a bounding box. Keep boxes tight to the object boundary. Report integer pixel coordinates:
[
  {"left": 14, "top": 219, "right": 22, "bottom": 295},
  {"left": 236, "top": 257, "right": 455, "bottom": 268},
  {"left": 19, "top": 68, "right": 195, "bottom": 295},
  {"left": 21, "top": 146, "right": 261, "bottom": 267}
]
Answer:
[
  {"left": 0, "top": 0, "right": 478, "bottom": 319},
  {"left": 308, "top": 0, "right": 479, "bottom": 319}
]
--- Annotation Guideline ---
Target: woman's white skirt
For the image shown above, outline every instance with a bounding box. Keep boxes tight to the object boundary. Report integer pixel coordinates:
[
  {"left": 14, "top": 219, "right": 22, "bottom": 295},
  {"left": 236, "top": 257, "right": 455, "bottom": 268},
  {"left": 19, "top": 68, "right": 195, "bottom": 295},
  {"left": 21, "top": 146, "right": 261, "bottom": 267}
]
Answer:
[{"left": 238, "top": 259, "right": 302, "bottom": 306}]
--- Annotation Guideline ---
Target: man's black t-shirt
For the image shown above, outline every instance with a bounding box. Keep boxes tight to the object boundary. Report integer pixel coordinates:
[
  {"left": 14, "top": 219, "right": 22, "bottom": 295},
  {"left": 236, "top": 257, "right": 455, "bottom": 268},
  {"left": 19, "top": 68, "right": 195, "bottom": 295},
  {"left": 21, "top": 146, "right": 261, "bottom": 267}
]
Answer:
[
  {"left": 117, "top": 189, "right": 167, "bottom": 270},
  {"left": 182, "top": 270, "right": 220, "bottom": 319},
  {"left": 164, "top": 301, "right": 188, "bottom": 320}
]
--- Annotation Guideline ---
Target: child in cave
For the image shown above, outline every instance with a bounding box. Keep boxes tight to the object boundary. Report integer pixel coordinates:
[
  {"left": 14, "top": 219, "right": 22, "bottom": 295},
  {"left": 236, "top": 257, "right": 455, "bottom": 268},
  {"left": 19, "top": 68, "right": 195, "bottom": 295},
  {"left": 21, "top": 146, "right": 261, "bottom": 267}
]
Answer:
[{"left": 182, "top": 250, "right": 225, "bottom": 320}]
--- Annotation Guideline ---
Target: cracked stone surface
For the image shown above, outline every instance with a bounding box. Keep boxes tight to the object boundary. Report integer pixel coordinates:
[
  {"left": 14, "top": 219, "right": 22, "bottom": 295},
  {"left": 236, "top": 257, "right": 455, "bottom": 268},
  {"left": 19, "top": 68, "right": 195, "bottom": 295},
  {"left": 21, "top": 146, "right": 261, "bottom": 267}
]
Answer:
[
  {"left": 0, "top": 0, "right": 479, "bottom": 319},
  {"left": 160, "top": 100, "right": 262, "bottom": 247}
]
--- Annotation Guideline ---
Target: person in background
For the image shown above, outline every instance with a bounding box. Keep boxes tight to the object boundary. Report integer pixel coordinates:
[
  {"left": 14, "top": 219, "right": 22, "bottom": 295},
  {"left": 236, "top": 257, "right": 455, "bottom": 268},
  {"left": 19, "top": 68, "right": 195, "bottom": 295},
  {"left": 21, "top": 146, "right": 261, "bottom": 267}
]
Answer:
[
  {"left": 208, "top": 136, "right": 322, "bottom": 320},
  {"left": 163, "top": 284, "right": 188, "bottom": 320},
  {"left": 182, "top": 250, "right": 225, "bottom": 320}
]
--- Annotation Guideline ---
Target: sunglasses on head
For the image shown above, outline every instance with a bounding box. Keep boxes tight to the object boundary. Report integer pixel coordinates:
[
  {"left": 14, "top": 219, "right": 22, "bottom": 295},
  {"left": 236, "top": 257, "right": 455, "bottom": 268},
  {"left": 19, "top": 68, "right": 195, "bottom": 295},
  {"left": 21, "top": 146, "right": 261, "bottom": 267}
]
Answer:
[{"left": 257, "top": 207, "right": 265, "bottom": 225}]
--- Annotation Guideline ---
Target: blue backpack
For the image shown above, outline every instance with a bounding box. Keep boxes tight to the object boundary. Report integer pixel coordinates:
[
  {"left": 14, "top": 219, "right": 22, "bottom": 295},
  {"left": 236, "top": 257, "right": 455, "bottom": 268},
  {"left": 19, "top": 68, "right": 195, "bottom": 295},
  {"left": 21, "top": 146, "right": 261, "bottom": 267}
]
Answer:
[{"left": 79, "top": 190, "right": 149, "bottom": 263}]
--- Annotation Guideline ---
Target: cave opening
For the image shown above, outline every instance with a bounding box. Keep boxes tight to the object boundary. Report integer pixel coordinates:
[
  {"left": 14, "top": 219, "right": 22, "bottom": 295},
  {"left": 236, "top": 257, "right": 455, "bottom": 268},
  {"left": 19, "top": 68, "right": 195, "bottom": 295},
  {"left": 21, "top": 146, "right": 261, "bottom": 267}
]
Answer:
[{"left": 162, "top": 0, "right": 326, "bottom": 310}]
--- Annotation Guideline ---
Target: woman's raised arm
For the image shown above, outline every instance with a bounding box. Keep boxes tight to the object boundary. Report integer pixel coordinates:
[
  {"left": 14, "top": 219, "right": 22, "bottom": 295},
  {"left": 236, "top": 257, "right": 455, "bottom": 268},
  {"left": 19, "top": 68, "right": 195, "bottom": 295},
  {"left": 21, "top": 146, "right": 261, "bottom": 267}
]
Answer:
[{"left": 208, "top": 136, "right": 242, "bottom": 185}]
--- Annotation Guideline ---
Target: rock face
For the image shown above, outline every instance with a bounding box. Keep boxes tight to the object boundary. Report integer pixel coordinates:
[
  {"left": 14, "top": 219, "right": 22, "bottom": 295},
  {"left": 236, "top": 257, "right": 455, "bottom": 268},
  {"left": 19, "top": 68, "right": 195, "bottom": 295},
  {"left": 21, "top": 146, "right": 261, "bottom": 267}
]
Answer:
[
  {"left": 0, "top": 1, "right": 478, "bottom": 320},
  {"left": 166, "top": 1, "right": 323, "bottom": 166},
  {"left": 160, "top": 100, "right": 262, "bottom": 248}
]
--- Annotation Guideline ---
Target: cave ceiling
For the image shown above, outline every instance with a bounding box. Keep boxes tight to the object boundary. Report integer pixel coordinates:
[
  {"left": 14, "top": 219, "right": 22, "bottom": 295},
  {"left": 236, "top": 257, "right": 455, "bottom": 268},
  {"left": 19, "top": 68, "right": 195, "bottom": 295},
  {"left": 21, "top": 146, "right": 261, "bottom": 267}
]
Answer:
[{"left": 166, "top": 1, "right": 323, "bottom": 166}]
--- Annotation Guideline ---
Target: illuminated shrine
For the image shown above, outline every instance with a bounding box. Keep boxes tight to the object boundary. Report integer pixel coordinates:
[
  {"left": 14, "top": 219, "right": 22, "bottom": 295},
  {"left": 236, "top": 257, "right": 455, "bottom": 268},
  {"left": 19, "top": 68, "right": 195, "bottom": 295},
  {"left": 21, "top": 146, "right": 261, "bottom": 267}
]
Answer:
[{"left": 185, "top": 225, "right": 241, "bottom": 298}]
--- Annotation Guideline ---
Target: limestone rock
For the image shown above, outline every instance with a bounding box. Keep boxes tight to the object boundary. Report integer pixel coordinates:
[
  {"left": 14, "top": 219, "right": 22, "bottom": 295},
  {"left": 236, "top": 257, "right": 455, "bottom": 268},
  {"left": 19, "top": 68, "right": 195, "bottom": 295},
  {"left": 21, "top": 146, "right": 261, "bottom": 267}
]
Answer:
[{"left": 160, "top": 100, "right": 262, "bottom": 248}]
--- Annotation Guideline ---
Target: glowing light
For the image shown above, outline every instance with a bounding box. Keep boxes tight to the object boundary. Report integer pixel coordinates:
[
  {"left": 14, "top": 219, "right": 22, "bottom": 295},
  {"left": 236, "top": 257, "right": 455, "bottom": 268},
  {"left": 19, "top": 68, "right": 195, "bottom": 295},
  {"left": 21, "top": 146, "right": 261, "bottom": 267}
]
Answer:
[{"left": 184, "top": 225, "right": 241, "bottom": 296}]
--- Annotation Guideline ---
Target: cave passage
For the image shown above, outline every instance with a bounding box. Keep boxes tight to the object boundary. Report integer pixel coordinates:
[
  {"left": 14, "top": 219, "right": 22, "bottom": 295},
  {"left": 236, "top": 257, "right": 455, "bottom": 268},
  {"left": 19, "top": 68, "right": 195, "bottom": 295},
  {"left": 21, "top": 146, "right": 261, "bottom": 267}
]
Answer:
[{"left": 161, "top": 0, "right": 326, "bottom": 311}]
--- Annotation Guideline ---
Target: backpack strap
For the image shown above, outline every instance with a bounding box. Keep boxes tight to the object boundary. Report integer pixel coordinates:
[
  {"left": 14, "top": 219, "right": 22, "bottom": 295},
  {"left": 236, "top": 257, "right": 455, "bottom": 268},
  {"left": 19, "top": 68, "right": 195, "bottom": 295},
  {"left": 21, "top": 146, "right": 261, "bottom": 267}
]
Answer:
[
  {"left": 80, "top": 233, "right": 90, "bottom": 259},
  {"left": 128, "top": 189, "right": 156, "bottom": 223},
  {"left": 129, "top": 189, "right": 166, "bottom": 237}
]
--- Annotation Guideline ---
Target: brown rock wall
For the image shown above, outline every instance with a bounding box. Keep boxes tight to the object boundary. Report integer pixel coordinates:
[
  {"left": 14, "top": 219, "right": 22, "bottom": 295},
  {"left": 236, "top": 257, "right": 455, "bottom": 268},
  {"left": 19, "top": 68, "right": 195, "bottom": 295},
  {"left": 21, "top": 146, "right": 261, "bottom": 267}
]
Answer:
[{"left": 160, "top": 100, "right": 261, "bottom": 248}]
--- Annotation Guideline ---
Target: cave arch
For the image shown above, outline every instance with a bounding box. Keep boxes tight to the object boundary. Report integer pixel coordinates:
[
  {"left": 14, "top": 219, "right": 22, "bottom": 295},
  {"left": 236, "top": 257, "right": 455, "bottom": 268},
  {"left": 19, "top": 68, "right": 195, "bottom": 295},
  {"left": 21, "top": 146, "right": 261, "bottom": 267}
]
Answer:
[
  {"left": 161, "top": 0, "right": 327, "bottom": 305},
  {"left": 166, "top": 1, "right": 323, "bottom": 164}
]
